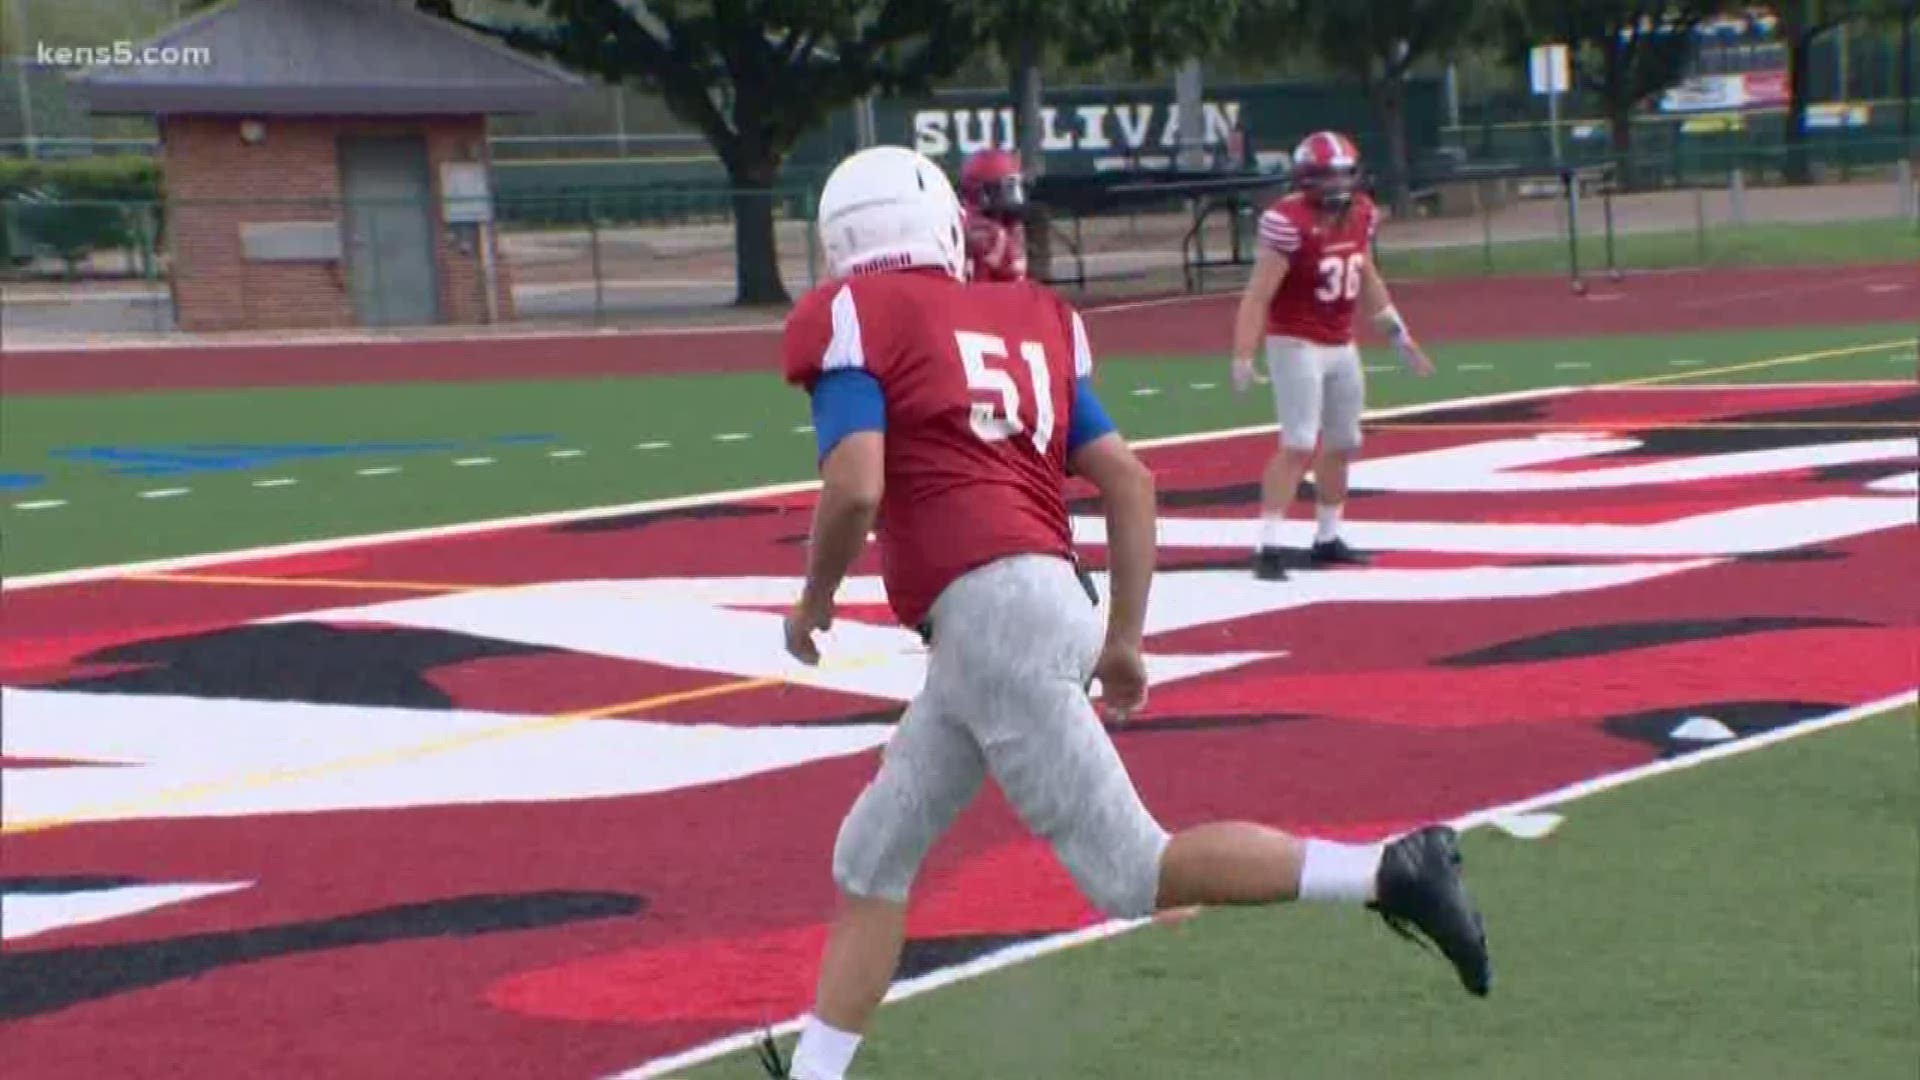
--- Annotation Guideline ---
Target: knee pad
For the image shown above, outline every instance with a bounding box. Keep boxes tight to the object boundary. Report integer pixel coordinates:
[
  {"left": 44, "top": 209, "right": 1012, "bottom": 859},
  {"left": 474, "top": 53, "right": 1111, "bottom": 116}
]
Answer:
[
  {"left": 1059, "top": 824, "right": 1169, "bottom": 919},
  {"left": 831, "top": 744, "right": 979, "bottom": 902},
  {"left": 1321, "top": 425, "right": 1363, "bottom": 453},
  {"left": 1279, "top": 427, "right": 1321, "bottom": 453},
  {"left": 831, "top": 778, "right": 937, "bottom": 903},
  {"left": 1040, "top": 780, "right": 1170, "bottom": 919}
]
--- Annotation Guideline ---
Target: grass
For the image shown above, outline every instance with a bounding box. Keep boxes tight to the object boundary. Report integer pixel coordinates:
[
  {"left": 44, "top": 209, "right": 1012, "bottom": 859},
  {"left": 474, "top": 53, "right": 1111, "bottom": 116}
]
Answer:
[
  {"left": 1, "top": 321, "right": 1913, "bottom": 574},
  {"left": 0, "top": 281, "right": 1911, "bottom": 1080},
  {"left": 1383, "top": 217, "right": 1920, "bottom": 280},
  {"left": 683, "top": 706, "right": 1920, "bottom": 1080}
]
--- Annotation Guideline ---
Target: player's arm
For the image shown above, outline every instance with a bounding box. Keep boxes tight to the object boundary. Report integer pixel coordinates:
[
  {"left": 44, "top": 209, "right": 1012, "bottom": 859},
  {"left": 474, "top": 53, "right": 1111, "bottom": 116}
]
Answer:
[
  {"left": 1231, "top": 214, "right": 1293, "bottom": 391},
  {"left": 781, "top": 284, "right": 889, "bottom": 664},
  {"left": 803, "top": 427, "right": 883, "bottom": 608},
  {"left": 1070, "top": 430, "right": 1156, "bottom": 720},
  {"left": 1062, "top": 358, "right": 1155, "bottom": 718},
  {"left": 1070, "top": 430, "right": 1154, "bottom": 642},
  {"left": 1358, "top": 259, "right": 1434, "bottom": 376},
  {"left": 787, "top": 368, "right": 886, "bottom": 665}
]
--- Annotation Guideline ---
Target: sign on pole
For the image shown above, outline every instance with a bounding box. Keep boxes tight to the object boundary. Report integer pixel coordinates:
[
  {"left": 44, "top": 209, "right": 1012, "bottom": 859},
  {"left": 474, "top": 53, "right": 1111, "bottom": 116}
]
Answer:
[
  {"left": 1530, "top": 44, "right": 1571, "bottom": 166},
  {"left": 1529, "top": 44, "right": 1570, "bottom": 95}
]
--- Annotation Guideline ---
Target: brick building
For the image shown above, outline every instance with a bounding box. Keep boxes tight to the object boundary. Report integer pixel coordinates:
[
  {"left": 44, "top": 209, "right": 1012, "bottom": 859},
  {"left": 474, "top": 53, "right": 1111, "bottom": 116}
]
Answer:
[{"left": 76, "top": 0, "right": 584, "bottom": 332}]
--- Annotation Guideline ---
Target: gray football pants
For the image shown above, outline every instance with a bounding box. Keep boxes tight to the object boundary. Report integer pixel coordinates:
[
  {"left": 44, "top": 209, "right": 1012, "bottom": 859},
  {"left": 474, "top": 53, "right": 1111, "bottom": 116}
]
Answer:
[
  {"left": 831, "top": 554, "right": 1171, "bottom": 919},
  {"left": 1266, "top": 334, "right": 1366, "bottom": 452}
]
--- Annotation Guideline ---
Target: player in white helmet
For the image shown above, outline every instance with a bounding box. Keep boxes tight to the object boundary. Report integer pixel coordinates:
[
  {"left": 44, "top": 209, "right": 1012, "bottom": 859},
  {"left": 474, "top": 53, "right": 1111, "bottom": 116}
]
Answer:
[{"left": 762, "top": 145, "right": 1489, "bottom": 1080}]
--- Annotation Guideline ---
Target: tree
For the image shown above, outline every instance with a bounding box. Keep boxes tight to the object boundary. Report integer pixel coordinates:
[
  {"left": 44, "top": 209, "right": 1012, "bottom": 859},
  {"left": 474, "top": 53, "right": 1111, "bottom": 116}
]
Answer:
[
  {"left": 1500, "top": 1, "right": 1723, "bottom": 183},
  {"left": 968, "top": 0, "right": 1238, "bottom": 274},
  {"left": 1898, "top": 1, "right": 1916, "bottom": 152},
  {"left": 1774, "top": 2, "right": 1890, "bottom": 184},
  {"left": 964, "top": 1, "right": 1240, "bottom": 171},
  {"left": 1243, "top": 0, "right": 1484, "bottom": 216},
  {"left": 421, "top": 0, "right": 980, "bottom": 305}
]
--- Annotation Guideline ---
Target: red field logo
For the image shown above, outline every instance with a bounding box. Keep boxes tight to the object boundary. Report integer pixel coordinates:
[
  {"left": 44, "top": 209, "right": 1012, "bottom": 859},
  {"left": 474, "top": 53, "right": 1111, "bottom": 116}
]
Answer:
[{"left": 2, "top": 385, "right": 1914, "bottom": 1079}]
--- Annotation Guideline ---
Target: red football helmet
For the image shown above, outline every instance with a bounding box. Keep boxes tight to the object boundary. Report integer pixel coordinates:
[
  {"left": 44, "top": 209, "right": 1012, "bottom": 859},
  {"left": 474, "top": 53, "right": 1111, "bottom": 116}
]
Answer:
[
  {"left": 1291, "top": 131, "right": 1362, "bottom": 210},
  {"left": 959, "top": 148, "right": 1027, "bottom": 223}
]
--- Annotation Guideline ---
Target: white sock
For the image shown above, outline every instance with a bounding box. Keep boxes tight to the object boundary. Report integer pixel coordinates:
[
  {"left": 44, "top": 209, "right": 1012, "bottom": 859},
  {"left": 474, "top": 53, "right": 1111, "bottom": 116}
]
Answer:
[
  {"left": 790, "top": 1016, "right": 861, "bottom": 1080},
  {"left": 1258, "top": 512, "right": 1288, "bottom": 551},
  {"left": 1297, "top": 839, "right": 1383, "bottom": 903},
  {"left": 1314, "top": 502, "right": 1343, "bottom": 543}
]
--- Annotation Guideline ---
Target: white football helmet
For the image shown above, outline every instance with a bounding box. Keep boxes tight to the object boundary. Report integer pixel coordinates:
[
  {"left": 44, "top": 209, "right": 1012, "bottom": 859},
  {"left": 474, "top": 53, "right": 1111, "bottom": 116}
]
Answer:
[{"left": 816, "top": 145, "right": 965, "bottom": 280}]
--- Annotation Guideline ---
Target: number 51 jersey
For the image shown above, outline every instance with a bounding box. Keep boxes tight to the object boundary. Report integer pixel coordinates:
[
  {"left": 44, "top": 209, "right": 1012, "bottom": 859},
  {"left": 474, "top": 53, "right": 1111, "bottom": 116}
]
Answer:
[
  {"left": 1259, "top": 190, "right": 1380, "bottom": 347},
  {"left": 782, "top": 269, "right": 1091, "bottom": 627}
]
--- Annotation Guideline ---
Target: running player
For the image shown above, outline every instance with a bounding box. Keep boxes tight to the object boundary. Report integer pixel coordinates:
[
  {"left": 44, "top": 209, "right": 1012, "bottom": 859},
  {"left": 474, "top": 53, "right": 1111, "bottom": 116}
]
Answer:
[{"left": 766, "top": 146, "right": 1488, "bottom": 1080}]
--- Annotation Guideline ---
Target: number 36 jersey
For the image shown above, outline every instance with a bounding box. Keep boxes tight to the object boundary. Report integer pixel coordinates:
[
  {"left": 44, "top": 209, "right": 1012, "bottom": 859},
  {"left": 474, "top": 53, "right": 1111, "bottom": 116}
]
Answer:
[
  {"left": 782, "top": 269, "right": 1090, "bottom": 627},
  {"left": 1257, "top": 190, "right": 1380, "bottom": 347}
]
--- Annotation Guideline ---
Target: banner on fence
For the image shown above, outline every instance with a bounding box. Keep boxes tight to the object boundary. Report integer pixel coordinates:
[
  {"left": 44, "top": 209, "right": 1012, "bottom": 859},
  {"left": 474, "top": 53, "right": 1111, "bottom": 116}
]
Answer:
[{"left": 1658, "top": 70, "right": 1789, "bottom": 114}]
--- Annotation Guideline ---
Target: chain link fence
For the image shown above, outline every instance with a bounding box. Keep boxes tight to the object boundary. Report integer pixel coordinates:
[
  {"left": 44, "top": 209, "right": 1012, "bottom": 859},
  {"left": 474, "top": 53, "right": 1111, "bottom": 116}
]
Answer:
[
  {"left": 1, "top": 141, "right": 1913, "bottom": 342},
  {"left": 0, "top": 185, "right": 824, "bottom": 338}
]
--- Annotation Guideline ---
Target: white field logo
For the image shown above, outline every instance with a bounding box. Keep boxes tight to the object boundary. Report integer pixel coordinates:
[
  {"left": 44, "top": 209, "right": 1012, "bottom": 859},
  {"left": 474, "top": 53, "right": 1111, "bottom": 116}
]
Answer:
[
  {"left": 6, "top": 429, "right": 1913, "bottom": 835},
  {"left": 35, "top": 41, "right": 213, "bottom": 68}
]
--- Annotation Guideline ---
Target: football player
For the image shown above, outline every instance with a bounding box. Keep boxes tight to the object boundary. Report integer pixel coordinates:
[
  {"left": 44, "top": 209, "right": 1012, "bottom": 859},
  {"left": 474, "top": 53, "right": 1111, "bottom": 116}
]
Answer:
[
  {"left": 959, "top": 148, "right": 1028, "bottom": 282},
  {"left": 1231, "top": 131, "right": 1436, "bottom": 581},
  {"left": 767, "top": 146, "right": 1488, "bottom": 1080}
]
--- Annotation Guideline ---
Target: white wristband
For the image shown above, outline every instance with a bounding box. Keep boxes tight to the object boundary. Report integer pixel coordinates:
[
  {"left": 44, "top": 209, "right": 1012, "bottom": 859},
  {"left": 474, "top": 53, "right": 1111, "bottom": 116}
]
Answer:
[{"left": 1372, "top": 306, "right": 1408, "bottom": 340}]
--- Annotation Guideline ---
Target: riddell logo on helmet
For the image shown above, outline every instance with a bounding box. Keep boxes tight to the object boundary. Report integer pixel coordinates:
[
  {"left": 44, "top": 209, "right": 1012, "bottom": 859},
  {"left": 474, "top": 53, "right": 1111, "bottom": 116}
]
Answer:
[{"left": 848, "top": 251, "right": 920, "bottom": 275}]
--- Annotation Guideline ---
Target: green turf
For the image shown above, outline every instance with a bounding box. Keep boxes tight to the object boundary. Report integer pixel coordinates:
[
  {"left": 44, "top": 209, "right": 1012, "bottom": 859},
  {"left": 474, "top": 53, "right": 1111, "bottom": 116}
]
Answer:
[
  {"left": 1, "top": 321, "right": 1912, "bottom": 574},
  {"left": 684, "top": 707, "right": 1920, "bottom": 1080},
  {"left": 1381, "top": 216, "right": 1920, "bottom": 279}
]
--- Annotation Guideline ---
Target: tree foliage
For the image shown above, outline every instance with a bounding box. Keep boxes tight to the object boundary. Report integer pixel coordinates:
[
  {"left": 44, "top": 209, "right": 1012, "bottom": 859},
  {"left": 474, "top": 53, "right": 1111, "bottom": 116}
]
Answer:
[
  {"left": 1242, "top": 0, "right": 1484, "bottom": 212},
  {"left": 1499, "top": 0, "right": 1724, "bottom": 175},
  {"left": 422, "top": 0, "right": 981, "bottom": 303},
  {"left": 424, "top": 0, "right": 1238, "bottom": 302},
  {"left": 1771, "top": 2, "right": 1897, "bottom": 182}
]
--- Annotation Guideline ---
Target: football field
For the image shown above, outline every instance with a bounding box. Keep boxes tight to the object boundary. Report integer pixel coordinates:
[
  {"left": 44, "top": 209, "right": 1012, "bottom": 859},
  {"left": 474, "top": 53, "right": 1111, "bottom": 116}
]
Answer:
[{"left": 1, "top": 270, "right": 1916, "bottom": 1078}]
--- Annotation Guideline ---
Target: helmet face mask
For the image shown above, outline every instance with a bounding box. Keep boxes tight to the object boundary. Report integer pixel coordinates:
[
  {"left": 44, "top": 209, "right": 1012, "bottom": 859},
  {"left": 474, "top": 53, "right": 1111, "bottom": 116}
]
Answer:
[
  {"left": 973, "top": 174, "right": 1027, "bottom": 223},
  {"left": 1291, "top": 131, "right": 1363, "bottom": 212},
  {"left": 960, "top": 149, "right": 1027, "bottom": 224},
  {"left": 1300, "top": 164, "right": 1360, "bottom": 210}
]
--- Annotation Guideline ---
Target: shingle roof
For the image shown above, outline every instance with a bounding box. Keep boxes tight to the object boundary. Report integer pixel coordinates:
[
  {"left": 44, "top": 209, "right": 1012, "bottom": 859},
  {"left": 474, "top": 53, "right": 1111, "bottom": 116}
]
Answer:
[{"left": 75, "top": 0, "right": 588, "bottom": 116}]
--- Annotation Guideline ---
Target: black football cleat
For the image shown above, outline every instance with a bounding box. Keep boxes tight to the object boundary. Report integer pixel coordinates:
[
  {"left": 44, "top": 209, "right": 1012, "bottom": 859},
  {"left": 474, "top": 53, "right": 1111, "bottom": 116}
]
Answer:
[
  {"left": 1308, "top": 537, "right": 1370, "bottom": 566},
  {"left": 1369, "top": 825, "right": 1492, "bottom": 997},
  {"left": 755, "top": 1031, "right": 791, "bottom": 1077},
  {"left": 1253, "top": 547, "right": 1289, "bottom": 581}
]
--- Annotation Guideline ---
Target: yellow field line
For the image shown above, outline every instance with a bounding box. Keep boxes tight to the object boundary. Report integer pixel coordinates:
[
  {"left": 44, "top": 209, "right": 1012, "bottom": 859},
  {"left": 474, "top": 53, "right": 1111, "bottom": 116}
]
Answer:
[
  {"left": 0, "top": 656, "right": 893, "bottom": 836},
  {"left": 1615, "top": 339, "right": 1914, "bottom": 387},
  {"left": 9, "top": 336, "right": 1910, "bottom": 837},
  {"left": 122, "top": 571, "right": 485, "bottom": 593}
]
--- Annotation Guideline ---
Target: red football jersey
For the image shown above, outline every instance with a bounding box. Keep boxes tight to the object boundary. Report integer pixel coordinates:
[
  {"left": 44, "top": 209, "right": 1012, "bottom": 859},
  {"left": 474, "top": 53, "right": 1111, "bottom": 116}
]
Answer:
[
  {"left": 1257, "top": 191, "right": 1379, "bottom": 346},
  {"left": 963, "top": 207, "right": 1028, "bottom": 282},
  {"left": 783, "top": 269, "right": 1092, "bottom": 627}
]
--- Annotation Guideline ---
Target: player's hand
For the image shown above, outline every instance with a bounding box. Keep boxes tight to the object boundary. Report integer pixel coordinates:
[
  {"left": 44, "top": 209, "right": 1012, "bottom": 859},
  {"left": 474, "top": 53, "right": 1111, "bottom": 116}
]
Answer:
[
  {"left": 784, "top": 589, "right": 835, "bottom": 666},
  {"left": 1230, "top": 358, "right": 1261, "bottom": 393},
  {"left": 1396, "top": 338, "right": 1435, "bottom": 377},
  {"left": 1093, "top": 639, "right": 1150, "bottom": 722}
]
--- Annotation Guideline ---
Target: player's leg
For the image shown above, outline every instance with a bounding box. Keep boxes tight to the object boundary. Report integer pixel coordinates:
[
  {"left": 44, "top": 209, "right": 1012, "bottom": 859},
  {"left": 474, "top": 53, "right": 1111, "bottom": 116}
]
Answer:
[
  {"left": 934, "top": 554, "right": 1171, "bottom": 916},
  {"left": 1254, "top": 336, "right": 1325, "bottom": 581},
  {"left": 938, "top": 555, "right": 1491, "bottom": 997},
  {"left": 787, "top": 689, "right": 985, "bottom": 1080},
  {"left": 1307, "top": 342, "right": 1368, "bottom": 566},
  {"left": 1155, "top": 820, "right": 1491, "bottom": 998}
]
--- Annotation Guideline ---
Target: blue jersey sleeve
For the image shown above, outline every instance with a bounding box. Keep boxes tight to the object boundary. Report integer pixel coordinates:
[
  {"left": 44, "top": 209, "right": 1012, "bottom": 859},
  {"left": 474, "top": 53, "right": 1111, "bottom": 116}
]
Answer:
[
  {"left": 1065, "top": 376, "right": 1115, "bottom": 455},
  {"left": 811, "top": 368, "right": 886, "bottom": 462}
]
